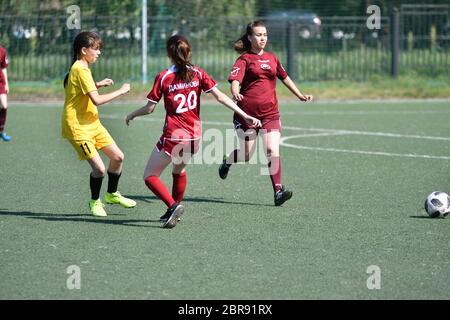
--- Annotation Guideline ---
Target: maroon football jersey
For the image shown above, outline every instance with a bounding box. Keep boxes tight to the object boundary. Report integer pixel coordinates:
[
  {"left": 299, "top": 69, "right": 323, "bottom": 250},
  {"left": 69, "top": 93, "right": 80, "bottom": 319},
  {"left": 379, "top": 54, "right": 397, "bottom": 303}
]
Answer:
[
  {"left": 228, "top": 51, "right": 287, "bottom": 120},
  {"left": 147, "top": 65, "right": 217, "bottom": 141},
  {"left": 0, "top": 46, "right": 9, "bottom": 85}
]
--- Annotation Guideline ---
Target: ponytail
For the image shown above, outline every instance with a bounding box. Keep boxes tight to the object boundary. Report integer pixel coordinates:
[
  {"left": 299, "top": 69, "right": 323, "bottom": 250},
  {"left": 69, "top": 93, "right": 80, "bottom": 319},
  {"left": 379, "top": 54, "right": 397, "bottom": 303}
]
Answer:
[
  {"left": 166, "top": 35, "right": 194, "bottom": 83},
  {"left": 63, "top": 53, "right": 77, "bottom": 88}
]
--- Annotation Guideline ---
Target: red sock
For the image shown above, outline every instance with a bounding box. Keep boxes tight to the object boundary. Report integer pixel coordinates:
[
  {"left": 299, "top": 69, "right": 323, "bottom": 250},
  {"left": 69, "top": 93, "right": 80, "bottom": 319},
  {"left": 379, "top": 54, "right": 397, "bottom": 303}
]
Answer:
[
  {"left": 172, "top": 171, "right": 187, "bottom": 203},
  {"left": 268, "top": 156, "right": 282, "bottom": 193},
  {"left": 144, "top": 176, "right": 176, "bottom": 208},
  {"left": 0, "top": 108, "right": 6, "bottom": 132}
]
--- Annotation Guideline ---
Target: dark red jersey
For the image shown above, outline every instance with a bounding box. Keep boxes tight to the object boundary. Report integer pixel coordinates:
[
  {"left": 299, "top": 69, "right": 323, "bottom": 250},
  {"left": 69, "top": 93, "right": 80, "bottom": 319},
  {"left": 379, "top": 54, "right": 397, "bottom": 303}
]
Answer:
[
  {"left": 228, "top": 51, "right": 287, "bottom": 120},
  {"left": 0, "top": 46, "right": 9, "bottom": 85},
  {"left": 147, "top": 65, "right": 217, "bottom": 141}
]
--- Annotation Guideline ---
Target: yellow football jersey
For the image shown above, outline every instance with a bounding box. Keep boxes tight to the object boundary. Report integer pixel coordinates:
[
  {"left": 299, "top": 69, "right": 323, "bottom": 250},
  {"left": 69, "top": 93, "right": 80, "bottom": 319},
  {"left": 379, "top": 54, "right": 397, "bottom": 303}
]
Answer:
[{"left": 62, "top": 60, "right": 100, "bottom": 140}]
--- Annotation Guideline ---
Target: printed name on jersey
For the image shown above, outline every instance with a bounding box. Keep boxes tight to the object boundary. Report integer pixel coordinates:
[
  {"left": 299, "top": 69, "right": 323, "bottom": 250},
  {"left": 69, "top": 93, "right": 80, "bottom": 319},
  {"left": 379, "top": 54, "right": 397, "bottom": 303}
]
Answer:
[
  {"left": 168, "top": 80, "right": 199, "bottom": 93},
  {"left": 230, "top": 67, "right": 240, "bottom": 77},
  {"left": 258, "top": 60, "right": 270, "bottom": 63},
  {"left": 260, "top": 63, "right": 271, "bottom": 70}
]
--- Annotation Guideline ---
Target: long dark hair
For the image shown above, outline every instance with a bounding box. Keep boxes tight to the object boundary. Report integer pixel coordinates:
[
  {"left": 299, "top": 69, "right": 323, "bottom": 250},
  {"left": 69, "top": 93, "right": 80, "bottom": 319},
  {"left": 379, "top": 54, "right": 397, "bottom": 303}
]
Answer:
[
  {"left": 234, "top": 20, "right": 266, "bottom": 53},
  {"left": 166, "top": 35, "right": 194, "bottom": 83},
  {"left": 63, "top": 31, "right": 103, "bottom": 88}
]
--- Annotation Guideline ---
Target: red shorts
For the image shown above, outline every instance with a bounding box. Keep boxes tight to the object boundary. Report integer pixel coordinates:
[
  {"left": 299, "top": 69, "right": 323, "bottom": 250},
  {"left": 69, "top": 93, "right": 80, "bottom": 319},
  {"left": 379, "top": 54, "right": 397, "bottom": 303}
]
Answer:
[
  {"left": 0, "top": 84, "right": 6, "bottom": 94},
  {"left": 233, "top": 115, "right": 281, "bottom": 136},
  {"left": 156, "top": 136, "right": 200, "bottom": 157}
]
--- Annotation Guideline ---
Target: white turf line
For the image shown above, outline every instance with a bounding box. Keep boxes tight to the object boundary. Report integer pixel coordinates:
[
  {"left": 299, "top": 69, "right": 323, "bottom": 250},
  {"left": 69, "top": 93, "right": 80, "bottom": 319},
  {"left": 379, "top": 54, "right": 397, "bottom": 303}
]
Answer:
[{"left": 99, "top": 114, "right": 450, "bottom": 161}]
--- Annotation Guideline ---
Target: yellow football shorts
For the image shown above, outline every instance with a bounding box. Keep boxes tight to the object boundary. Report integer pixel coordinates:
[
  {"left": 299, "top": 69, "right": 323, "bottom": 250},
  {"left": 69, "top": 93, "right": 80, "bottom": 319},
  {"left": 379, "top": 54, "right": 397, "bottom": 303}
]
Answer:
[{"left": 68, "top": 127, "right": 115, "bottom": 160}]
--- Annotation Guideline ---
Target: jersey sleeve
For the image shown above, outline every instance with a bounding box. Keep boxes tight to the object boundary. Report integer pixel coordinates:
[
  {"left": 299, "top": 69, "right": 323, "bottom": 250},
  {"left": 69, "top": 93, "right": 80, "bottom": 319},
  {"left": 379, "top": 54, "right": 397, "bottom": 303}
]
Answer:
[
  {"left": 0, "top": 48, "right": 8, "bottom": 69},
  {"left": 276, "top": 55, "right": 288, "bottom": 80},
  {"left": 76, "top": 67, "right": 97, "bottom": 95},
  {"left": 146, "top": 73, "right": 163, "bottom": 103},
  {"left": 200, "top": 69, "right": 217, "bottom": 92},
  {"left": 228, "top": 56, "right": 247, "bottom": 84}
]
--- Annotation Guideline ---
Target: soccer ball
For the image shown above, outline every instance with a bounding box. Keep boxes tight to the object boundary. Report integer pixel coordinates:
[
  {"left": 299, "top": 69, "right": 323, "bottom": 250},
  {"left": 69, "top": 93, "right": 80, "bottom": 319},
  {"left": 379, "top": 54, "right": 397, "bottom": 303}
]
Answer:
[{"left": 424, "top": 191, "right": 450, "bottom": 218}]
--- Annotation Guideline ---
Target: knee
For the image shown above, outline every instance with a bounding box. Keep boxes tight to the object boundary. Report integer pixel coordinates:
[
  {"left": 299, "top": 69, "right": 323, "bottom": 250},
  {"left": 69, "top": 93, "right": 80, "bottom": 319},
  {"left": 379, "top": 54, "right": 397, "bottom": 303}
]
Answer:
[
  {"left": 112, "top": 151, "right": 124, "bottom": 163},
  {"left": 92, "top": 166, "right": 106, "bottom": 178},
  {"left": 143, "top": 173, "right": 157, "bottom": 181}
]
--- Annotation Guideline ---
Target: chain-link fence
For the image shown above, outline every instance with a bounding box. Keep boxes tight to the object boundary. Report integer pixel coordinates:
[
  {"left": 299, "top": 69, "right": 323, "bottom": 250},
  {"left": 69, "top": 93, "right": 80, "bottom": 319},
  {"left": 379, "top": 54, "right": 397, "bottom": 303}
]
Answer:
[{"left": 0, "top": 5, "right": 449, "bottom": 83}]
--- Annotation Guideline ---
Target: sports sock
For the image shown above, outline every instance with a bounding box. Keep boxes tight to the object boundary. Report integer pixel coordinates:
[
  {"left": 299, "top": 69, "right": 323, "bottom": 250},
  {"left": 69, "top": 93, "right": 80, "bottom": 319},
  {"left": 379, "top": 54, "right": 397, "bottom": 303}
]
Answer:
[
  {"left": 227, "top": 149, "right": 239, "bottom": 166},
  {"left": 0, "top": 108, "right": 6, "bottom": 132},
  {"left": 172, "top": 171, "right": 187, "bottom": 203},
  {"left": 144, "top": 175, "right": 176, "bottom": 208},
  {"left": 107, "top": 171, "right": 121, "bottom": 193},
  {"left": 90, "top": 174, "right": 104, "bottom": 200},
  {"left": 268, "top": 156, "right": 283, "bottom": 193}
]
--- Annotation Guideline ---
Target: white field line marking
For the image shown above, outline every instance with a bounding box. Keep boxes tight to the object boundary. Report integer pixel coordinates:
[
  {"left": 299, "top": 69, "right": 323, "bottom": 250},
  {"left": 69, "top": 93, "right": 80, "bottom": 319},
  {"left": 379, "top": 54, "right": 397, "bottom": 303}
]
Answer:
[
  {"left": 280, "top": 110, "right": 450, "bottom": 116},
  {"left": 279, "top": 142, "right": 450, "bottom": 160},
  {"left": 102, "top": 114, "right": 450, "bottom": 160},
  {"left": 279, "top": 132, "right": 348, "bottom": 139},
  {"left": 101, "top": 114, "right": 450, "bottom": 141},
  {"left": 281, "top": 126, "right": 450, "bottom": 141}
]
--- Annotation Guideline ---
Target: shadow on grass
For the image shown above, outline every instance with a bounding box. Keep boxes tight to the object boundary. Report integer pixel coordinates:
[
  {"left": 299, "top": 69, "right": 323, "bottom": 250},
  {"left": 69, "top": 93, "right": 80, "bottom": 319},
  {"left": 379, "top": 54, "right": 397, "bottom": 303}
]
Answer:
[
  {"left": 0, "top": 209, "right": 162, "bottom": 228},
  {"left": 409, "top": 215, "right": 445, "bottom": 219},
  {"left": 127, "top": 195, "right": 272, "bottom": 207}
]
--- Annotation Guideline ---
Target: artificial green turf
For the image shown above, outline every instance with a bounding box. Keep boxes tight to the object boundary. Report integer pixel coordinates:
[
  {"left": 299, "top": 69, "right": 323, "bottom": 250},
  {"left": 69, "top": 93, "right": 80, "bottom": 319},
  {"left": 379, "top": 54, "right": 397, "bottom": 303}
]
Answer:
[{"left": 0, "top": 101, "right": 449, "bottom": 299}]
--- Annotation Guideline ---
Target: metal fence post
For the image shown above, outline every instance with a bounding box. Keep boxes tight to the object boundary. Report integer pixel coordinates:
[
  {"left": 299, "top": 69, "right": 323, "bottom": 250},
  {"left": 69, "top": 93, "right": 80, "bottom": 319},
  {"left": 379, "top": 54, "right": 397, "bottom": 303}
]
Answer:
[
  {"left": 286, "top": 21, "right": 297, "bottom": 81},
  {"left": 391, "top": 7, "right": 400, "bottom": 78},
  {"left": 142, "top": 0, "right": 148, "bottom": 84}
]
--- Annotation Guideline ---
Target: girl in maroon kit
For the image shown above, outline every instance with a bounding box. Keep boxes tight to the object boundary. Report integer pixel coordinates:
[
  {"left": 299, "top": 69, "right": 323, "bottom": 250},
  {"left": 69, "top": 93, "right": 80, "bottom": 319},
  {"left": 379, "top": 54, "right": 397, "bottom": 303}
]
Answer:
[
  {"left": 218, "top": 20, "right": 313, "bottom": 206},
  {"left": 126, "top": 35, "right": 260, "bottom": 228},
  {"left": 0, "top": 45, "right": 11, "bottom": 142}
]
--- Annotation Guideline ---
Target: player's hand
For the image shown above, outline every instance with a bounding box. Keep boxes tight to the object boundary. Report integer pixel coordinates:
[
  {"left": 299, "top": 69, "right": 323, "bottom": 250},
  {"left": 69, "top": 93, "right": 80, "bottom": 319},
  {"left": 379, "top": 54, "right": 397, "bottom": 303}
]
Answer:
[
  {"left": 125, "top": 114, "right": 134, "bottom": 126},
  {"left": 4, "top": 84, "right": 9, "bottom": 94},
  {"left": 244, "top": 115, "right": 261, "bottom": 128},
  {"left": 96, "top": 78, "right": 114, "bottom": 87},
  {"left": 232, "top": 92, "right": 244, "bottom": 101},
  {"left": 299, "top": 94, "right": 313, "bottom": 102},
  {"left": 121, "top": 83, "right": 131, "bottom": 95}
]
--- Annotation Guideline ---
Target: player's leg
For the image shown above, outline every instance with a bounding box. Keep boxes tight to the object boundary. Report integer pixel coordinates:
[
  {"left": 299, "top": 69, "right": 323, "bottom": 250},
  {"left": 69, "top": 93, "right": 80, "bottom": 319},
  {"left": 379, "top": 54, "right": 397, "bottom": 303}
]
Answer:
[
  {"left": 101, "top": 143, "right": 137, "bottom": 208},
  {"left": 158, "top": 161, "right": 189, "bottom": 223},
  {"left": 219, "top": 129, "right": 258, "bottom": 179},
  {"left": 261, "top": 128, "right": 292, "bottom": 206},
  {"left": 170, "top": 140, "right": 197, "bottom": 204},
  {"left": 144, "top": 146, "right": 184, "bottom": 228},
  {"left": 0, "top": 93, "right": 11, "bottom": 141},
  {"left": 171, "top": 164, "right": 188, "bottom": 204},
  {"left": 86, "top": 153, "right": 108, "bottom": 216}
]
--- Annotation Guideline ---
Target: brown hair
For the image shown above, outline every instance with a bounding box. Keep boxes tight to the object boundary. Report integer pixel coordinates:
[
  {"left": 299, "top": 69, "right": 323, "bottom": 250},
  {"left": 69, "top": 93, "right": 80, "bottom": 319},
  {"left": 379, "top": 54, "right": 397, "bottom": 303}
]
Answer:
[
  {"left": 233, "top": 20, "right": 266, "bottom": 53},
  {"left": 63, "top": 31, "right": 103, "bottom": 87},
  {"left": 166, "top": 35, "right": 194, "bottom": 82}
]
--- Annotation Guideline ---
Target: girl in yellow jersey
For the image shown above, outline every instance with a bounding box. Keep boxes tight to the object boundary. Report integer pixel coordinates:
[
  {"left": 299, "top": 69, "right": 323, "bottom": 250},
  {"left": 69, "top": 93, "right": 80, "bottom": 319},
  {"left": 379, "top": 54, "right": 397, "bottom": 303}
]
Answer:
[{"left": 62, "top": 31, "right": 136, "bottom": 217}]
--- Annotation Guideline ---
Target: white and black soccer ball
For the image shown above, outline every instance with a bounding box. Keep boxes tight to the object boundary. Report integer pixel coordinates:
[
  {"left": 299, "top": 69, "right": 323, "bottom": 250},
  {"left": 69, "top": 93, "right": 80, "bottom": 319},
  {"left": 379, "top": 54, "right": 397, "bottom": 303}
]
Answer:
[{"left": 424, "top": 191, "right": 450, "bottom": 218}]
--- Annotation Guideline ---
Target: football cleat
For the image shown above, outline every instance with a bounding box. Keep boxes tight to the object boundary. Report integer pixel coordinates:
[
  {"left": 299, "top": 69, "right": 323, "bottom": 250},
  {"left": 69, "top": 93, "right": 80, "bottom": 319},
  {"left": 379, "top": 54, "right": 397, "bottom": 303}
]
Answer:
[
  {"left": 218, "top": 155, "right": 231, "bottom": 180},
  {"left": 274, "top": 185, "right": 293, "bottom": 206},
  {"left": 162, "top": 202, "right": 184, "bottom": 228},
  {"left": 89, "top": 199, "right": 107, "bottom": 217},
  {"left": 104, "top": 191, "right": 137, "bottom": 208},
  {"left": 0, "top": 132, "right": 11, "bottom": 142}
]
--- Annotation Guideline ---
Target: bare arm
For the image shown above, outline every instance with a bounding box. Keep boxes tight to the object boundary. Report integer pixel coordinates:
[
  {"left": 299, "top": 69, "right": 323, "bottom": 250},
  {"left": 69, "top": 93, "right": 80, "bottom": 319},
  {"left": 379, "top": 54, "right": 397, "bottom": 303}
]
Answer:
[
  {"left": 2, "top": 69, "right": 8, "bottom": 94},
  {"left": 209, "top": 87, "right": 261, "bottom": 127},
  {"left": 281, "top": 76, "right": 313, "bottom": 102},
  {"left": 230, "top": 80, "right": 243, "bottom": 101},
  {"left": 88, "top": 83, "right": 130, "bottom": 106},
  {"left": 126, "top": 100, "right": 156, "bottom": 126},
  {"left": 95, "top": 78, "right": 114, "bottom": 88}
]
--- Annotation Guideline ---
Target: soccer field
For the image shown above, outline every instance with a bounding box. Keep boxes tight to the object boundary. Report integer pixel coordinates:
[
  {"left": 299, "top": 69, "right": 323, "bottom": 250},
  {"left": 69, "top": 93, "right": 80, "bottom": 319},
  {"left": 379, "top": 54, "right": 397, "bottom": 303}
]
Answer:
[{"left": 0, "top": 100, "right": 449, "bottom": 299}]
